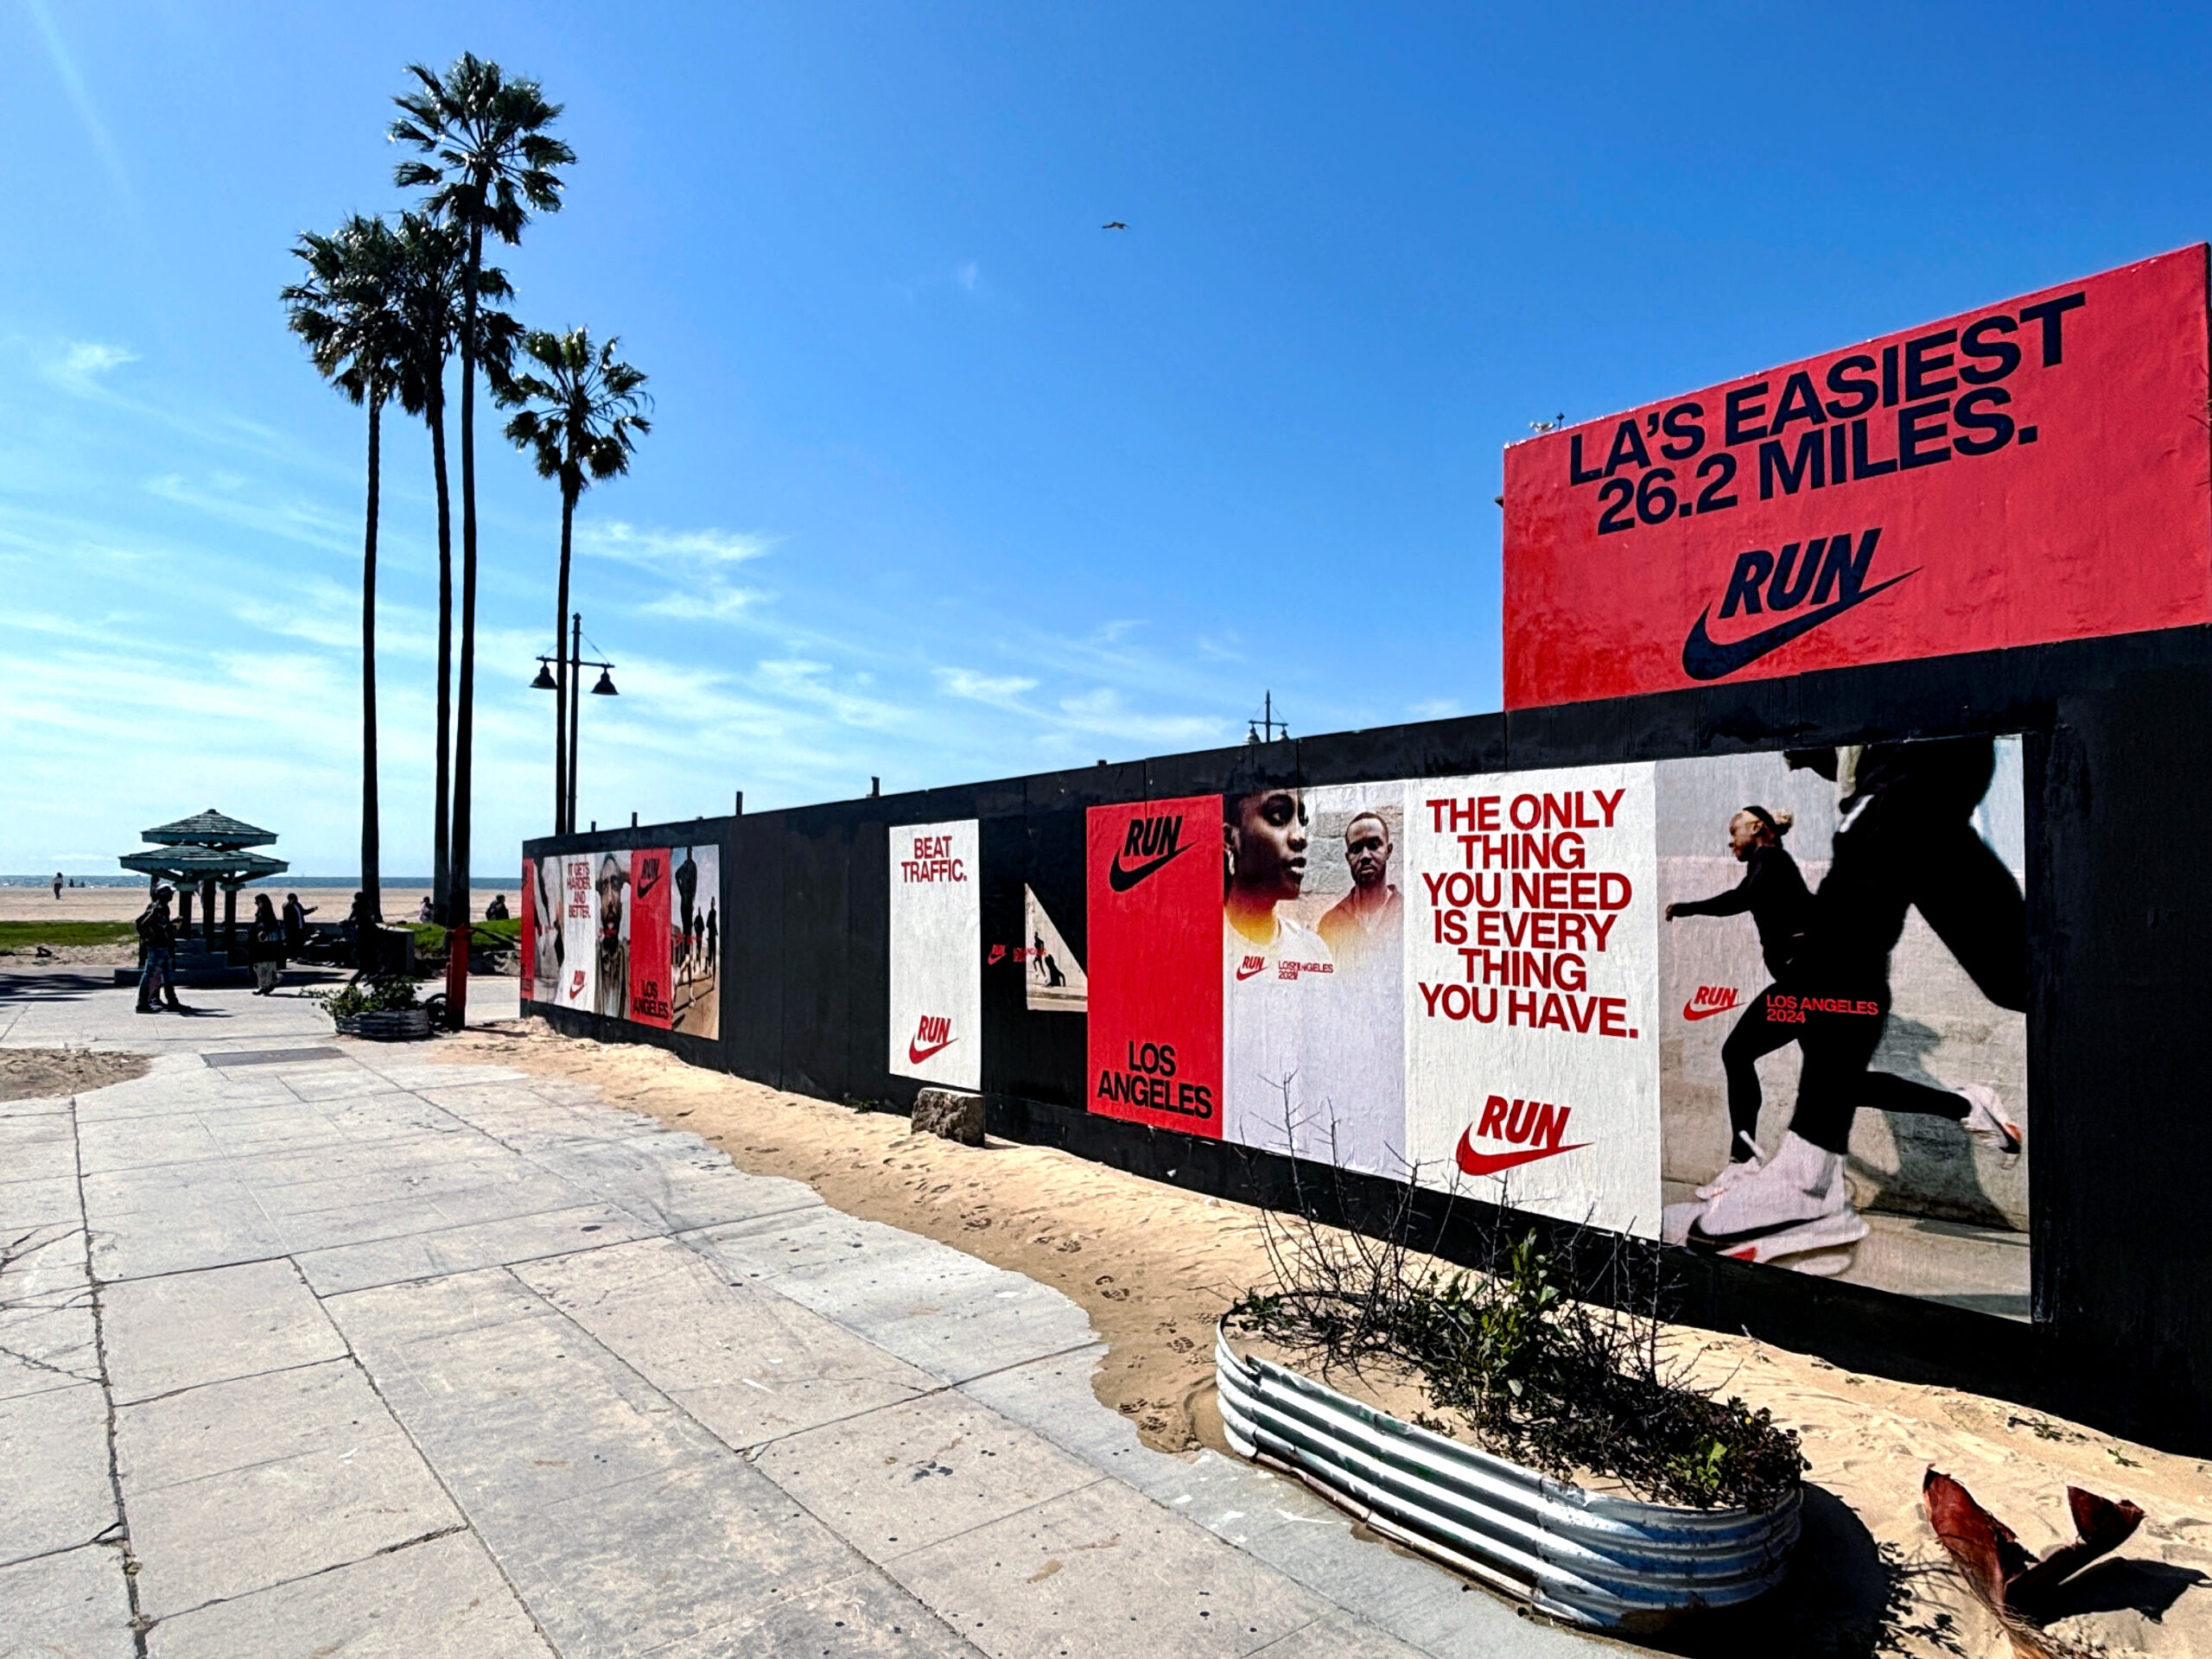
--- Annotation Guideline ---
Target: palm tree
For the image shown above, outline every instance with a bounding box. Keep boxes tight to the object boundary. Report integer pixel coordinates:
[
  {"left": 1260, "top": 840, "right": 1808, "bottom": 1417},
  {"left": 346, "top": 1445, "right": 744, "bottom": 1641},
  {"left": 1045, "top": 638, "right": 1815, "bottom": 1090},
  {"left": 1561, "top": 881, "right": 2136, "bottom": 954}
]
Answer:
[
  {"left": 281, "top": 214, "right": 409, "bottom": 925},
  {"left": 390, "top": 53, "right": 573, "bottom": 932},
  {"left": 499, "top": 329, "right": 652, "bottom": 833},
  {"left": 391, "top": 213, "right": 519, "bottom": 924}
]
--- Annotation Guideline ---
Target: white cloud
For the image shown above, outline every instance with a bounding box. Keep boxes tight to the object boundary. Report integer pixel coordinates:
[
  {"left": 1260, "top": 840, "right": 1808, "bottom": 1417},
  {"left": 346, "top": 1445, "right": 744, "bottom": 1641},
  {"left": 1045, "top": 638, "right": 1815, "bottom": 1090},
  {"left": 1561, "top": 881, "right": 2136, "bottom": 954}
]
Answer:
[
  {"left": 639, "top": 588, "right": 761, "bottom": 621},
  {"left": 938, "top": 667, "right": 1039, "bottom": 708},
  {"left": 955, "top": 262, "right": 980, "bottom": 294},
  {"left": 47, "top": 340, "right": 137, "bottom": 395},
  {"left": 578, "top": 521, "right": 774, "bottom": 570}
]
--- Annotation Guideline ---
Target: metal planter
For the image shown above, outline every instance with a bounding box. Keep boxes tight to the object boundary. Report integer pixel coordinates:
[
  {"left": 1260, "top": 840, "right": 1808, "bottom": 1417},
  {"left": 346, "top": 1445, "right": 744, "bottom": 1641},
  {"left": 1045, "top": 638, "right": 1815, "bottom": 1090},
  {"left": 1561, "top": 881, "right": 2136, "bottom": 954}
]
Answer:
[
  {"left": 1215, "top": 1325, "right": 1800, "bottom": 1632},
  {"left": 334, "top": 1007, "right": 432, "bottom": 1041}
]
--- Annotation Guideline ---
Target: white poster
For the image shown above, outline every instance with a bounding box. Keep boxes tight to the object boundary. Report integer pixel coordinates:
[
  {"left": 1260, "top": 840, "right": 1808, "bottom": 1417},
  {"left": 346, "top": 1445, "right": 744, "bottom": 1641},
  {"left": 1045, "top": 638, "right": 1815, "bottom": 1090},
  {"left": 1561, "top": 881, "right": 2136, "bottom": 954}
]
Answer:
[
  {"left": 592, "top": 850, "right": 632, "bottom": 1020},
  {"left": 1022, "top": 885, "right": 1087, "bottom": 1014},
  {"left": 889, "top": 818, "right": 982, "bottom": 1089},
  {"left": 527, "top": 855, "right": 563, "bottom": 1003},
  {"left": 1220, "top": 780, "right": 1408, "bottom": 1178},
  {"left": 558, "top": 853, "right": 598, "bottom": 1013},
  {"left": 1402, "top": 763, "right": 1662, "bottom": 1236}
]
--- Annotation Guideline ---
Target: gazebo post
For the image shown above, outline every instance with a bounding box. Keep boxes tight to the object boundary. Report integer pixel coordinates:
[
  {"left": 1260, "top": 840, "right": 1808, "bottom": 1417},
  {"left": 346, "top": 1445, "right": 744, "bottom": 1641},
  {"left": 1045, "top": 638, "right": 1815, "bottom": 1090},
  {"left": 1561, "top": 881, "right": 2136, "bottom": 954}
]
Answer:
[
  {"left": 178, "top": 887, "right": 194, "bottom": 933},
  {"left": 223, "top": 886, "right": 238, "bottom": 961},
  {"left": 201, "top": 879, "right": 218, "bottom": 946}
]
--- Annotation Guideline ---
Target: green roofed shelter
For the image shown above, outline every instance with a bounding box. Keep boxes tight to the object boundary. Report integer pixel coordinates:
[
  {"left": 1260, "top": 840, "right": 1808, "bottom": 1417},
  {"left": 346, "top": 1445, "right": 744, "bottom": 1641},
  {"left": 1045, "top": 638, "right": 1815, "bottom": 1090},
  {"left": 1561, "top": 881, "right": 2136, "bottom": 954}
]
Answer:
[
  {"left": 119, "top": 808, "right": 289, "bottom": 952},
  {"left": 140, "top": 809, "right": 277, "bottom": 849}
]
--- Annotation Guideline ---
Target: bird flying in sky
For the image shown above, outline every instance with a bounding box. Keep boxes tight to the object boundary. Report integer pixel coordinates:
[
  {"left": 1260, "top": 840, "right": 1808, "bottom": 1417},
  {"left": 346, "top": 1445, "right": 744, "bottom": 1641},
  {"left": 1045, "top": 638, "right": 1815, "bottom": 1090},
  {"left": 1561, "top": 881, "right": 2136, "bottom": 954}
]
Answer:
[{"left": 1101, "top": 220, "right": 1128, "bottom": 230}]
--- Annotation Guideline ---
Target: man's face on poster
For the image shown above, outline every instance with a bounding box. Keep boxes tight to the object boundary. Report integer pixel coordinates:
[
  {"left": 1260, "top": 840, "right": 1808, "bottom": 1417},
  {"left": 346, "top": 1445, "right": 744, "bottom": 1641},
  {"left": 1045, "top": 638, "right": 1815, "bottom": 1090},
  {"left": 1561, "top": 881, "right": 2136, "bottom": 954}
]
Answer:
[
  {"left": 1229, "top": 789, "right": 1307, "bottom": 903},
  {"left": 1344, "top": 813, "right": 1392, "bottom": 890}
]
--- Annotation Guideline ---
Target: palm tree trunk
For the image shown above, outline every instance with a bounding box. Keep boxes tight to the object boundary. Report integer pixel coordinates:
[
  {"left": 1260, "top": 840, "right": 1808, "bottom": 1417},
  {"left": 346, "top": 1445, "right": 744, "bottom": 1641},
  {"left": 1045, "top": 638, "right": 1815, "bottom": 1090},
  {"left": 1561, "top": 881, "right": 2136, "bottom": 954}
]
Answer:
[
  {"left": 553, "top": 486, "right": 571, "bottom": 836},
  {"left": 451, "top": 221, "right": 481, "bottom": 944},
  {"left": 429, "top": 381, "right": 454, "bottom": 926},
  {"left": 361, "top": 392, "right": 383, "bottom": 925}
]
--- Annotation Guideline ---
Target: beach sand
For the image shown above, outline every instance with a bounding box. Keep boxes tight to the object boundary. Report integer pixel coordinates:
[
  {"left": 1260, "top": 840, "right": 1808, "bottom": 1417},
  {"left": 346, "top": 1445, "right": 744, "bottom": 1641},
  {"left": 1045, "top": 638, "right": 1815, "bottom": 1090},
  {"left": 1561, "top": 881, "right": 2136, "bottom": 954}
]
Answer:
[
  {"left": 435, "top": 1017, "right": 2212, "bottom": 1659},
  {"left": 0, "top": 886, "right": 519, "bottom": 925}
]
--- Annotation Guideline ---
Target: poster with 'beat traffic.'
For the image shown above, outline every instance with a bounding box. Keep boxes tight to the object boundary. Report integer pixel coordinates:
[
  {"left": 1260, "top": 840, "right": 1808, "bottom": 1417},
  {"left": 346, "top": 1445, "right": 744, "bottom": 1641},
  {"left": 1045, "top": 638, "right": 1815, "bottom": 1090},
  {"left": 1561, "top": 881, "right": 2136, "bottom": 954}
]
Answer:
[{"left": 889, "top": 818, "right": 981, "bottom": 1089}]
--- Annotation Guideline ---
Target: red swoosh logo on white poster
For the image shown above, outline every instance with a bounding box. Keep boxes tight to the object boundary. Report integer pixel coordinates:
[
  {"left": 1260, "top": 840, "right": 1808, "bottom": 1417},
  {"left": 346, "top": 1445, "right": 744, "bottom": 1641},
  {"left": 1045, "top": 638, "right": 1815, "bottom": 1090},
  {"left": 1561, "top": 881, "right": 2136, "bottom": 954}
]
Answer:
[
  {"left": 908, "top": 1035, "right": 956, "bottom": 1065},
  {"left": 1454, "top": 1128, "right": 1589, "bottom": 1177}
]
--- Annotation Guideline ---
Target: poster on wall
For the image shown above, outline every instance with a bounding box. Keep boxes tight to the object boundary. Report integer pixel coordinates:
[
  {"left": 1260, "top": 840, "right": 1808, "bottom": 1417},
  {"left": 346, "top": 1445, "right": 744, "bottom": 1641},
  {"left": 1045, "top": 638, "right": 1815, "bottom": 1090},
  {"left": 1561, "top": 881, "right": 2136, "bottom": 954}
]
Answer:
[
  {"left": 1221, "top": 780, "right": 1408, "bottom": 1175},
  {"left": 1503, "top": 245, "right": 2212, "bottom": 707},
  {"left": 626, "top": 849, "right": 673, "bottom": 1028},
  {"left": 889, "top": 819, "right": 982, "bottom": 1088},
  {"left": 1086, "top": 797, "right": 1222, "bottom": 1134},
  {"left": 667, "top": 844, "right": 720, "bottom": 1039},
  {"left": 557, "top": 854, "right": 597, "bottom": 1012},
  {"left": 1656, "top": 736, "right": 2030, "bottom": 1316},
  {"left": 592, "top": 850, "right": 632, "bottom": 1020},
  {"left": 1402, "top": 765, "right": 1662, "bottom": 1236},
  {"left": 1021, "top": 885, "right": 1087, "bottom": 1014},
  {"left": 526, "top": 856, "right": 563, "bottom": 1004}
]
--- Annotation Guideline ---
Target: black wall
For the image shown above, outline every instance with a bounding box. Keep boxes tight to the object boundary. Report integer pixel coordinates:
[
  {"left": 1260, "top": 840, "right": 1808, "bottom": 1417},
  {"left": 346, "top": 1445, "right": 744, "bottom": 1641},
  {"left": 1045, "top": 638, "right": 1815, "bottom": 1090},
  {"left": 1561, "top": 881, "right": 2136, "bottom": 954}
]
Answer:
[{"left": 529, "top": 624, "right": 2212, "bottom": 1456}]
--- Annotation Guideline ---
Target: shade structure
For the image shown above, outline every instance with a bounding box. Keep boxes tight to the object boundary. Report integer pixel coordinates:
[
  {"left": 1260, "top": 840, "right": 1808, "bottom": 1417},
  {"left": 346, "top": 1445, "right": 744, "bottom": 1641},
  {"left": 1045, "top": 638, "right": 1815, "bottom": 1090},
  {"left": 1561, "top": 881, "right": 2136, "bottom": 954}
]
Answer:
[
  {"left": 119, "top": 845, "right": 289, "bottom": 884},
  {"left": 139, "top": 809, "right": 276, "bottom": 850}
]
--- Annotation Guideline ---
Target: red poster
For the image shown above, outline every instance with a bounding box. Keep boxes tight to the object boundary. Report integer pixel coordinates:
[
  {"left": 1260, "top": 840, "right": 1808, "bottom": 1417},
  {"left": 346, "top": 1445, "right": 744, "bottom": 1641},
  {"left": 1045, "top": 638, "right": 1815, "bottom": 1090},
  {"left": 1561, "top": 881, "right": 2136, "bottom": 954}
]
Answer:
[
  {"left": 627, "top": 847, "right": 673, "bottom": 1028},
  {"left": 1085, "top": 797, "right": 1223, "bottom": 1135},
  {"left": 1503, "top": 245, "right": 2212, "bottom": 707},
  {"left": 519, "top": 859, "right": 537, "bottom": 1004}
]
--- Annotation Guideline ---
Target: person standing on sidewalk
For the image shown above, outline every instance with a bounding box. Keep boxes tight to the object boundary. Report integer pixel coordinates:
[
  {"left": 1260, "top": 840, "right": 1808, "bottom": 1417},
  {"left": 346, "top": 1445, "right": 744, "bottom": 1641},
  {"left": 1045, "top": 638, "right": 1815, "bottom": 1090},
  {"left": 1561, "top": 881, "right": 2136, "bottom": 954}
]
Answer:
[
  {"left": 247, "top": 893, "right": 285, "bottom": 995},
  {"left": 136, "top": 886, "right": 185, "bottom": 1014}
]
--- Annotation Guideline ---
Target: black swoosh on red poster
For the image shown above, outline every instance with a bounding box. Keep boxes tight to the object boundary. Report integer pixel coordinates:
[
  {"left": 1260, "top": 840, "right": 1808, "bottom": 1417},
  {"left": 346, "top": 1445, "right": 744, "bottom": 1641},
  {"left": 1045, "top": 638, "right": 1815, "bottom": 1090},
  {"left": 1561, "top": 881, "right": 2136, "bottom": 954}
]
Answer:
[
  {"left": 1109, "top": 841, "right": 1192, "bottom": 893},
  {"left": 1680, "top": 570, "right": 1917, "bottom": 683},
  {"left": 1454, "top": 1128, "right": 1588, "bottom": 1177}
]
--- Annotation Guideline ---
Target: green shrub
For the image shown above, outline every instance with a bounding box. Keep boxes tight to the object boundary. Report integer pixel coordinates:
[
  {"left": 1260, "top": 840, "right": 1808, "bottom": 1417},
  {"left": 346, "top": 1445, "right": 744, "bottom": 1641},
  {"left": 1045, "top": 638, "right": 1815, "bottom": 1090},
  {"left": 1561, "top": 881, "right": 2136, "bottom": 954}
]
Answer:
[{"left": 308, "top": 975, "right": 421, "bottom": 1021}]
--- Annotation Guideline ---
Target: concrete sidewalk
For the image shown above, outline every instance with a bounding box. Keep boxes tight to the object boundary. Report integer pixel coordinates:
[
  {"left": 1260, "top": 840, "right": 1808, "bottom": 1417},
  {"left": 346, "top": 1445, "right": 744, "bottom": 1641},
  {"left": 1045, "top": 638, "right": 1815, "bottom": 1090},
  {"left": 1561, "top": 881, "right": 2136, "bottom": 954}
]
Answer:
[{"left": 0, "top": 978, "right": 1595, "bottom": 1659}]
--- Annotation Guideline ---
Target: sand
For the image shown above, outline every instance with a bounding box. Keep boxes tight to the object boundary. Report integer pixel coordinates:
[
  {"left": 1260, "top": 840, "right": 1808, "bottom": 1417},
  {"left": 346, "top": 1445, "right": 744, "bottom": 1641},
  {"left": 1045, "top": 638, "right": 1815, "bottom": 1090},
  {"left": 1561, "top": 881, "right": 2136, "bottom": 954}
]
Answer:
[
  {"left": 424, "top": 1020, "right": 2209, "bottom": 1656},
  {"left": 0, "top": 1048, "right": 151, "bottom": 1102},
  {"left": 0, "top": 887, "right": 519, "bottom": 925}
]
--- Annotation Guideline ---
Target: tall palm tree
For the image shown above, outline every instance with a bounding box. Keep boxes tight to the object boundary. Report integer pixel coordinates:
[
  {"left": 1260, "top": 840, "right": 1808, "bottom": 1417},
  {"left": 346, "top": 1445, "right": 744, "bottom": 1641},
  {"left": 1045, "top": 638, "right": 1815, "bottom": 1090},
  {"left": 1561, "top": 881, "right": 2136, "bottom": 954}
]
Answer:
[
  {"left": 390, "top": 53, "right": 572, "bottom": 933},
  {"left": 391, "top": 213, "right": 519, "bottom": 924},
  {"left": 282, "top": 214, "right": 409, "bottom": 925},
  {"left": 499, "top": 328, "right": 652, "bottom": 833}
]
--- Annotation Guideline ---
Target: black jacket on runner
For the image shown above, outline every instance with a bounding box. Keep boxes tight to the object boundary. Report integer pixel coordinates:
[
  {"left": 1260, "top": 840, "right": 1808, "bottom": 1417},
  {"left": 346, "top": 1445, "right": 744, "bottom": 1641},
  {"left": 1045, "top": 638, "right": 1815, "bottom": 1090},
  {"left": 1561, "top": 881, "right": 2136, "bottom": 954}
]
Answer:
[{"left": 1670, "top": 842, "right": 1811, "bottom": 978}]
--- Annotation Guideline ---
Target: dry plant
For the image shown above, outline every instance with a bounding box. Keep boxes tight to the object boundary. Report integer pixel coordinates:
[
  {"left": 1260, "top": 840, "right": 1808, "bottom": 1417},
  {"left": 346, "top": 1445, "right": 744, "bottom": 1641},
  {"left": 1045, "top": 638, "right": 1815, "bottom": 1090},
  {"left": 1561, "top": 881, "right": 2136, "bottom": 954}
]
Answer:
[{"left": 1225, "top": 1084, "right": 1804, "bottom": 1513}]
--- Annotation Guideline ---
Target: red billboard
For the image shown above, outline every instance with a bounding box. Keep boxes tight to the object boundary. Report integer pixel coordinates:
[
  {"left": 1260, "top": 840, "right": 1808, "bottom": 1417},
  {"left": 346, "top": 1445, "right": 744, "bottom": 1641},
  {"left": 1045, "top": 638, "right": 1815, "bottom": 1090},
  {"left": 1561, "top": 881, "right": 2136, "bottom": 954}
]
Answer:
[
  {"left": 1503, "top": 245, "right": 2212, "bottom": 707},
  {"left": 627, "top": 848, "right": 673, "bottom": 1028},
  {"left": 1085, "top": 796, "right": 1223, "bottom": 1135}
]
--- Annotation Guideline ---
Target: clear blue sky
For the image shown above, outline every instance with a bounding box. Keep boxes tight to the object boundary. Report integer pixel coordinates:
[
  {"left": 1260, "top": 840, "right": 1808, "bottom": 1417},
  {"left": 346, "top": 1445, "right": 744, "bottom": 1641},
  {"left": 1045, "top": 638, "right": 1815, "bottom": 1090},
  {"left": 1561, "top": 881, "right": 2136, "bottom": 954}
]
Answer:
[{"left": 3, "top": 2, "right": 2207, "bottom": 874}]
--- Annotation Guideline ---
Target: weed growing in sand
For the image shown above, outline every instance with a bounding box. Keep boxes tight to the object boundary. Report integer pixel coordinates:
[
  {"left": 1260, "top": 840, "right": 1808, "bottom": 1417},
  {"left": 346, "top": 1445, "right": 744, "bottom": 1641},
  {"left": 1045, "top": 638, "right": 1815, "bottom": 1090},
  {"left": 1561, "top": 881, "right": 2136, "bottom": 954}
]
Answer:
[{"left": 1225, "top": 1096, "right": 1803, "bottom": 1513}]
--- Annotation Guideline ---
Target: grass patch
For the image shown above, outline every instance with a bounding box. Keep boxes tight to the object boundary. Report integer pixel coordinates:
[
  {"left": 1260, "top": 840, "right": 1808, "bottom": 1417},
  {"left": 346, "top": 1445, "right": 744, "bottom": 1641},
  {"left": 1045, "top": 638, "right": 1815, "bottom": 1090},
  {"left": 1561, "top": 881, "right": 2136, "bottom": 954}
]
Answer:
[
  {"left": 0, "top": 921, "right": 139, "bottom": 950},
  {"left": 405, "top": 918, "right": 521, "bottom": 953}
]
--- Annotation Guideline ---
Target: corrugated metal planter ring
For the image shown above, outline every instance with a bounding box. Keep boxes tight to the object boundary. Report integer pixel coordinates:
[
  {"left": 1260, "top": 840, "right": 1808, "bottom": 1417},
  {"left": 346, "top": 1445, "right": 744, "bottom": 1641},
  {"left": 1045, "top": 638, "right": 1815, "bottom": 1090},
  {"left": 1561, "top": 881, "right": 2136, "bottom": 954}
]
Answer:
[{"left": 1216, "top": 1325, "right": 1801, "bottom": 1632}]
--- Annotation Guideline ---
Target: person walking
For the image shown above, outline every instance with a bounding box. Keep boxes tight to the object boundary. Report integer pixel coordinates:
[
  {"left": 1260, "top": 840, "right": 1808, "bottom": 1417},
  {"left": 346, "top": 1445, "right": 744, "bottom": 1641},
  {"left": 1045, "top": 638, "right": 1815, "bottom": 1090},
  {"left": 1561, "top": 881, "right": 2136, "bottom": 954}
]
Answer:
[
  {"left": 135, "top": 886, "right": 185, "bottom": 1014},
  {"left": 248, "top": 893, "right": 285, "bottom": 995},
  {"left": 52, "top": 871, "right": 63, "bottom": 901},
  {"left": 283, "top": 892, "right": 317, "bottom": 950}
]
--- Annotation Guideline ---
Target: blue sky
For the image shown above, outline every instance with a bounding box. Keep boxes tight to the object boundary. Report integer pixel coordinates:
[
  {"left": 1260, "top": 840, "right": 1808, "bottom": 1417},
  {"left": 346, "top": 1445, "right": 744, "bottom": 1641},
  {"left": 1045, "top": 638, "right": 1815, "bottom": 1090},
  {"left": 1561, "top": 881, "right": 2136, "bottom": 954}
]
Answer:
[{"left": 4, "top": 2, "right": 2209, "bottom": 874}]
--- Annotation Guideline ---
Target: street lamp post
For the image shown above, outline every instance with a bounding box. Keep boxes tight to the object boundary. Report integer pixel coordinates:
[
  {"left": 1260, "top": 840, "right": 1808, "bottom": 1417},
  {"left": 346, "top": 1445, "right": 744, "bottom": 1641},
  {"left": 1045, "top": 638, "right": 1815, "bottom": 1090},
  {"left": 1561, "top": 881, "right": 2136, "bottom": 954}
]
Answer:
[{"left": 534, "top": 613, "right": 619, "bottom": 835}]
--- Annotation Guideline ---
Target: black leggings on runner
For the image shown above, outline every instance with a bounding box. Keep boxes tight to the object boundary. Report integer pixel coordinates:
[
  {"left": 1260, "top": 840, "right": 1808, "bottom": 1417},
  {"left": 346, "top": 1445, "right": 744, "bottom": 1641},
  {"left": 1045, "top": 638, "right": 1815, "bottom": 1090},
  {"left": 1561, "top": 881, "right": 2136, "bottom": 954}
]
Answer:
[{"left": 1722, "top": 984, "right": 1967, "bottom": 1157}]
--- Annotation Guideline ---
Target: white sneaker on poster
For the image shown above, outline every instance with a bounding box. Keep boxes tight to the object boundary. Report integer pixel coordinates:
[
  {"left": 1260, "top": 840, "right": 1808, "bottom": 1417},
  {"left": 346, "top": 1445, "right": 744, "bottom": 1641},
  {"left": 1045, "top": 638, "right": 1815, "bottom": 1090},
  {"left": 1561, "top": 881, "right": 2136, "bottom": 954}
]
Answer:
[
  {"left": 1958, "top": 1084, "right": 2022, "bottom": 1163},
  {"left": 1688, "top": 1131, "right": 1863, "bottom": 1257}
]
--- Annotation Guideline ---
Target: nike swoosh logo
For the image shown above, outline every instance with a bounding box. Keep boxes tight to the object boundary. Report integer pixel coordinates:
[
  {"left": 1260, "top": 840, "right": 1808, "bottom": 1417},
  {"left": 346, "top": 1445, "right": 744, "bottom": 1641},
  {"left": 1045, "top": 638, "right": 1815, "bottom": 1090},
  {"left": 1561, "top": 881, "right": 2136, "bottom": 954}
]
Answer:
[
  {"left": 1681, "top": 999, "right": 1738, "bottom": 1021},
  {"left": 1109, "top": 841, "right": 1192, "bottom": 892},
  {"left": 908, "top": 1035, "right": 955, "bottom": 1065},
  {"left": 1680, "top": 569, "right": 1918, "bottom": 682},
  {"left": 1454, "top": 1128, "right": 1589, "bottom": 1177},
  {"left": 1236, "top": 963, "right": 1266, "bottom": 981}
]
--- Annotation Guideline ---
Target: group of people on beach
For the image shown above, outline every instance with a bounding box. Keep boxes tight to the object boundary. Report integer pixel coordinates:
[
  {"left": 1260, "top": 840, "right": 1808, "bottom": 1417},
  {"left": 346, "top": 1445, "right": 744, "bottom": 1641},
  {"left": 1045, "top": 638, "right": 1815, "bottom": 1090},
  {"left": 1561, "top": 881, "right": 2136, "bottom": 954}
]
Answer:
[{"left": 133, "top": 888, "right": 323, "bottom": 1010}]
